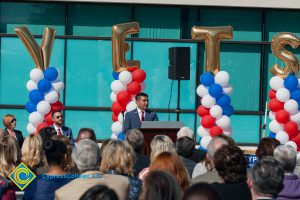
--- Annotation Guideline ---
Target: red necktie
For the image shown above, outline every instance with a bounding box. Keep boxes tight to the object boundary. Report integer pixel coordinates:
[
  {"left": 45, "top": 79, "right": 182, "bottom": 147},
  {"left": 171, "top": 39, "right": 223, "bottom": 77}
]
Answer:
[
  {"left": 57, "top": 128, "right": 62, "bottom": 136},
  {"left": 141, "top": 111, "right": 145, "bottom": 121}
]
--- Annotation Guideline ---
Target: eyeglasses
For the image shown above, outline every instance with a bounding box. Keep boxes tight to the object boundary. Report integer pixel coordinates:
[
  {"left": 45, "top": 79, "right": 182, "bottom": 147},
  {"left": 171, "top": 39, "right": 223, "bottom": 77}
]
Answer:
[
  {"left": 56, "top": 116, "right": 63, "bottom": 119},
  {"left": 11, "top": 119, "right": 16, "bottom": 123}
]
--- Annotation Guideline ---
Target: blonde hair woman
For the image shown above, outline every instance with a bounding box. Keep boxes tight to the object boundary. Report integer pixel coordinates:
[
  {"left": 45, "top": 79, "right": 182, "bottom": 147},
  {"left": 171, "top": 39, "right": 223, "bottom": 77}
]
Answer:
[
  {"left": 100, "top": 140, "right": 142, "bottom": 200},
  {"left": 2, "top": 114, "right": 24, "bottom": 148},
  {"left": 21, "top": 134, "right": 44, "bottom": 173}
]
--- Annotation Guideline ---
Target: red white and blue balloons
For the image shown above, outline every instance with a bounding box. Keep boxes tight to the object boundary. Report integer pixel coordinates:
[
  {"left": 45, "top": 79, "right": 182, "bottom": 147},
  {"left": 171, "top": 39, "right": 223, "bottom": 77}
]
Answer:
[{"left": 196, "top": 71, "right": 234, "bottom": 149}]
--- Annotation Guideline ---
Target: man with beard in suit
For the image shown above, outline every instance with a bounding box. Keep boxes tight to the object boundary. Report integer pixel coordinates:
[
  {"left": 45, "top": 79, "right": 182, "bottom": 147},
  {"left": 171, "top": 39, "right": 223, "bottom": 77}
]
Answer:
[{"left": 51, "top": 110, "right": 74, "bottom": 145}]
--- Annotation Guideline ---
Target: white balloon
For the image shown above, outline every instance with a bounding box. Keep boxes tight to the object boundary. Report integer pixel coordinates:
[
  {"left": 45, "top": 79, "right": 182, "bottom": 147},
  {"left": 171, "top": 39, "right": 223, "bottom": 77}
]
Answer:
[
  {"left": 291, "top": 111, "right": 300, "bottom": 124},
  {"left": 126, "top": 101, "right": 137, "bottom": 112},
  {"left": 269, "top": 120, "right": 284, "bottom": 133},
  {"left": 297, "top": 152, "right": 300, "bottom": 160},
  {"left": 275, "top": 131, "right": 289, "bottom": 144},
  {"left": 215, "top": 71, "right": 230, "bottom": 86},
  {"left": 285, "top": 141, "right": 298, "bottom": 151},
  {"left": 269, "top": 111, "right": 275, "bottom": 121},
  {"left": 201, "top": 95, "right": 216, "bottom": 108},
  {"left": 210, "top": 105, "right": 223, "bottom": 119},
  {"left": 216, "top": 115, "right": 231, "bottom": 129},
  {"left": 55, "top": 68, "right": 61, "bottom": 80},
  {"left": 284, "top": 99, "right": 298, "bottom": 114},
  {"left": 270, "top": 76, "right": 284, "bottom": 91},
  {"left": 197, "top": 126, "right": 210, "bottom": 137},
  {"left": 26, "top": 123, "right": 37, "bottom": 134},
  {"left": 111, "top": 122, "right": 123, "bottom": 135},
  {"left": 51, "top": 79, "right": 65, "bottom": 92},
  {"left": 223, "top": 127, "right": 233, "bottom": 136},
  {"left": 119, "top": 71, "right": 132, "bottom": 84},
  {"left": 29, "top": 112, "right": 44, "bottom": 126},
  {"left": 44, "top": 89, "right": 59, "bottom": 104},
  {"left": 26, "top": 80, "right": 38, "bottom": 91},
  {"left": 111, "top": 80, "right": 127, "bottom": 94},
  {"left": 37, "top": 101, "right": 51, "bottom": 115},
  {"left": 111, "top": 133, "right": 118, "bottom": 140},
  {"left": 196, "top": 85, "right": 209, "bottom": 97},
  {"left": 110, "top": 92, "right": 117, "bottom": 102},
  {"left": 140, "top": 83, "right": 146, "bottom": 92},
  {"left": 30, "top": 68, "right": 44, "bottom": 82},
  {"left": 200, "top": 135, "right": 212, "bottom": 149},
  {"left": 223, "top": 84, "right": 233, "bottom": 95},
  {"left": 118, "top": 113, "right": 125, "bottom": 124},
  {"left": 276, "top": 88, "right": 290, "bottom": 102}
]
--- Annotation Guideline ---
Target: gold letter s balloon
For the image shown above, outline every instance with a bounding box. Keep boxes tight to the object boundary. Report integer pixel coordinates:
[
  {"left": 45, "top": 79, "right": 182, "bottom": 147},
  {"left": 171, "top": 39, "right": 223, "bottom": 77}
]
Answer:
[
  {"left": 112, "top": 22, "right": 140, "bottom": 72},
  {"left": 271, "top": 32, "right": 300, "bottom": 78},
  {"left": 191, "top": 26, "right": 233, "bottom": 75},
  {"left": 15, "top": 27, "right": 56, "bottom": 71}
]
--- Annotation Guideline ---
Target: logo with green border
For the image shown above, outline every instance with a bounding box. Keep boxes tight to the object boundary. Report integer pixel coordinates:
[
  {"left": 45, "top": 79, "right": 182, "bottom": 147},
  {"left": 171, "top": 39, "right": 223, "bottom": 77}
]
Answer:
[{"left": 8, "top": 162, "right": 36, "bottom": 190}]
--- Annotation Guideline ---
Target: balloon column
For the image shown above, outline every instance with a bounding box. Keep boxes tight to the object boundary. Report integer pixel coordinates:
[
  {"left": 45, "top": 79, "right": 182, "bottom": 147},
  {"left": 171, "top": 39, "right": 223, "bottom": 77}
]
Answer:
[{"left": 268, "top": 32, "right": 300, "bottom": 151}]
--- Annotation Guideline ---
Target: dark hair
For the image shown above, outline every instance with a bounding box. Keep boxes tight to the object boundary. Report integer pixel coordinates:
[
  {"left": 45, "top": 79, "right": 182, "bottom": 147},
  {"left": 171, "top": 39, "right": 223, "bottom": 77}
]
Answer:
[
  {"left": 256, "top": 138, "right": 280, "bottom": 160},
  {"left": 214, "top": 145, "right": 247, "bottom": 183},
  {"left": 39, "top": 127, "right": 56, "bottom": 144},
  {"left": 176, "top": 136, "right": 195, "bottom": 158},
  {"left": 140, "top": 170, "right": 181, "bottom": 200},
  {"left": 249, "top": 156, "right": 284, "bottom": 197},
  {"left": 126, "top": 129, "right": 144, "bottom": 153},
  {"left": 51, "top": 110, "right": 62, "bottom": 117},
  {"left": 79, "top": 185, "right": 118, "bottom": 200},
  {"left": 43, "top": 139, "right": 67, "bottom": 167},
  {"left": 135, "top": 92, "right": 148, "bottom": 101},
  {"left": 77, "top": 128, "right": 97, "bottom": 142},
  {"left": 183, "top": 182, "right": 221, "bottom": 200}
]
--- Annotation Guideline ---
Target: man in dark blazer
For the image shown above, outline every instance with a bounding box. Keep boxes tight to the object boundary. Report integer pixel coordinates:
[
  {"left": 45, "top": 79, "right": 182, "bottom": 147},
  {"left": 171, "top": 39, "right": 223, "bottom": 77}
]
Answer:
[
  {"left": 50, "top": 110, "right": 74, "bottom": 145},
  {"left": 124, "top": 93, "right": 158, "bottom": 133}
]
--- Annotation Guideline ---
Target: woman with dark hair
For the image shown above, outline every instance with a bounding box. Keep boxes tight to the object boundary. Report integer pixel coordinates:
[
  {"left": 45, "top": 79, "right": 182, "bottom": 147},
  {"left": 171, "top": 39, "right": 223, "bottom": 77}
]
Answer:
[
  {"left": 256, "top": 138, "right": 280, "bottom": 160},
  {"left": 140, "top": 170, "right": 181, "bottom": 200},
  {"left": 23, "top": 139, "right": 73, "bottom": 200},
  {"left": 183, "top": 182, "right": 221, "bottom": 200},
  {"left": 80, "top": 185, "right": 119, "bottom": 200},
  {"left": 2, "top": 114, "right": 24, "bottom": 148}
]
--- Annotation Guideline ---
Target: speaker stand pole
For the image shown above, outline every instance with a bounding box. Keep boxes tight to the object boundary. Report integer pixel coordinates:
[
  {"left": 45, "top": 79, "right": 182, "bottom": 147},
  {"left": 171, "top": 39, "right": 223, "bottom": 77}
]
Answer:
[{"left": 176, "top": 80, "right": 180, "bottom": 121}]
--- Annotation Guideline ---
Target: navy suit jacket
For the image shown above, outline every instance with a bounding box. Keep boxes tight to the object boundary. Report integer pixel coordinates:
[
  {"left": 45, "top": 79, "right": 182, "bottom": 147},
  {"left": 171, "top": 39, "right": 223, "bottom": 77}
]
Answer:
[
  {"left": 50, "top": 125, "right": 74, "bottom": 145},
  {"left": 124, "top": 108, "right": 158, "bottom": 133}
]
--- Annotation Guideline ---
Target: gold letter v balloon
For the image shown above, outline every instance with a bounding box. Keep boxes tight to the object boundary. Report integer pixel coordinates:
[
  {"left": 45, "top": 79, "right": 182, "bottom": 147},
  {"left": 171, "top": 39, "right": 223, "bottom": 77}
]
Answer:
[
  {"left": 110, "top": 22, "right": 147, "bottom": 139},
  {"left": 15, "top": 27, "right": 65, "bottom": 134},
  {"left": 192, "top": 26, "right": 234, "bottom": 149},
  {"left": 268, "top": 32, "right": 300, "bottom": 152}
]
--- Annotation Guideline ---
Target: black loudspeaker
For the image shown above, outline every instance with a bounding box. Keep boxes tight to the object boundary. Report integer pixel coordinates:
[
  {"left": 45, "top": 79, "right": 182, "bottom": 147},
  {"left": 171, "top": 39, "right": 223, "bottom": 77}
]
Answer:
[{"left": 168, "top": 47, "right": 190, "bottom": 80}]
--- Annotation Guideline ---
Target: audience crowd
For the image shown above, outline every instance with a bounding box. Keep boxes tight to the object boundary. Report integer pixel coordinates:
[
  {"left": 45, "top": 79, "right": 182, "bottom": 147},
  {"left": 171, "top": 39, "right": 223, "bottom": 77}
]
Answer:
[{"left": 1, "top": 113, "right": 300, "bottom": 200}]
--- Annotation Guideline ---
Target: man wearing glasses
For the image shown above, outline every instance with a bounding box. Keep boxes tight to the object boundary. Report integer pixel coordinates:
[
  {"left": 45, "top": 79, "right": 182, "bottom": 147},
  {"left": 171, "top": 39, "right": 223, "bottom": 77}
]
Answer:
[{"left": 51, "top": 110, "right": 74, "bottom": 145}]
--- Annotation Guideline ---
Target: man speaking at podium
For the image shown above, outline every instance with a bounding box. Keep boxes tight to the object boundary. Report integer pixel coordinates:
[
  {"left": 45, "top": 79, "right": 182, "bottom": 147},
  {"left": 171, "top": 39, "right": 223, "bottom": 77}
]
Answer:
[{"left": 124, "top": 93, "right": 158, "bottom": 133}]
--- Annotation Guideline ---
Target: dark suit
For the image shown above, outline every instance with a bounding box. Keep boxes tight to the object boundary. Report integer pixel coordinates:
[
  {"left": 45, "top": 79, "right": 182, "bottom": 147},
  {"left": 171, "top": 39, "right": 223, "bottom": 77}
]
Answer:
[
  {"left": 4, "top": 128, "right": 24, "bottom": 148},
  {"left": 134, "top": 153, "right": 150, "bottom": 177},
  {"left": 50, "top": 125, "right": 74, "bottom": 145},
  {"left": 124, "top": 108, "right": 158, "bottom": 133}
]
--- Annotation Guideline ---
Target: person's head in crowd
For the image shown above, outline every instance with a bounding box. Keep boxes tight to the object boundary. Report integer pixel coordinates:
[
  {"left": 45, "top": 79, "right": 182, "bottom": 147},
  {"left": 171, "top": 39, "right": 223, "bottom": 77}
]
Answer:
[
  {"left": 76, "top": 128, "right": 97, "bottom": 143},
  {"left": 52, "top": 110, "right": 64, "bottom": 127},
  {"left": 126, "top": 129, "right": 144, "bottom": 153},
  {"left": 100, "top": 140, "right": 136, "bottom": 175},
  {"left": 176, "top": 136, "right": 195, "bottom": 158},
  {"left": 72, "top": 139, "right": 100, "bottom": 173},
  {"left": 274, "top": 145, "right": 297, "bottom": 173},
  {"left": 214, "top": 145, "right": 247, "bottom": 183},
  {"left": 205, "top": 136, "right": 229, "bottom": 170},
  {"left": 22, "top": 134, "right": 43, "bottom": 171},
  {"left": 2, "top": 114, "right": 17, "bottom": 130},
  {"left": 140, "top": 170, "right": 182, "bottom": 200},
  {"left": 256, "top": 138, "right": 280, "bottom": 160},
  {"left": 183, "top": 182, "right": 221, "bottom": 200},
  {"left": 44, "top": 139, "right": 67, "bottom": 171},
  {"left": 0, "top": 128, "right": 4, "bottom": 137},
  {"left": 150, "top": 152, "right": 189, "bottom": 192},
  {"left": 0, "top": 135, "right": 20, "bottom": 177},
  {"left": 247, "top": 156, "right": 284, "bottom": 199},
  {"left": 135, "top": 93, "right": 149, "bottom": 111},
  {"left": 216, "top": 134, "right": 236, "bottom": 146},
  {"left": 79, "top": 185, "right": 119, "bottom": 200},
  {"left": 177, "top": 127, "right": 194, "bottom": 140},
  {"left": 52, "top": 135, "right": 73, "bottom": 172},
  {"left": 39, "top": 127, "right": 56, "bottom": 143},
  {"left": 150, "top": 135, "right": 175, "bottom": 161}
]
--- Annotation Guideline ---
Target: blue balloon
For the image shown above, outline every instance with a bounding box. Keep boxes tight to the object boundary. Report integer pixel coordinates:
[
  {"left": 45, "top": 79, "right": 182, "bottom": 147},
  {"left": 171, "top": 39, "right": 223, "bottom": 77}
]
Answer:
[
  {"left": 112, "top": 72, "right": 119, "bottom": 80},
  {"left": 217, "top": 94, "right": 231, "bottom": 107},
  {"left": 269, "top": 132, "right": 276, "bottom": 138},
  {"left": 209, "top": 84, "right": 223, "bottom": 98},
  {"left": 198, "top": 146, "right": 208, "bottom": 152},
  {"left": 291, "top": 89, "right": 300, "bottom": 102},
  {"left": 25, "top": 101, "right": 37, "bottom": 113},
  {"left": 223, "top": 105, "right": 234, "bottom": 116},
  {"left": 200, "top": 72, "right": 214, "bottom": 87},
  {"left": 29, "top": 89, "right": 44, "bottom": 104},
  {"left": 284, "top": 74, "right": 298, "bottom": 92},
  {"left": 38, "top": 79, "right": 52, "bottom": 93},
  {"left": 44, "top": 67, "right": 58, "bottom": 81},
  {"left": 117, "top": 132, "right": 126, "bottom": 141}
]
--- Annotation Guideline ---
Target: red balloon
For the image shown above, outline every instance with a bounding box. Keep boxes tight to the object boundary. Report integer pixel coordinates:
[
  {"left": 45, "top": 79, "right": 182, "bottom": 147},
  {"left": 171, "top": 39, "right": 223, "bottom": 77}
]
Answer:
[
  {"left": 111, "top": 102, "right": 125, "bottom": 116},
  {"left": 44, "top": 111, "right": 53, "bottom": 123},
  {"left": 197, "top": 106, "right": 210, "bottom": 117},
  {"left": 275, "top": 110, "right": 290, "bottom": 124},
  {"left": 37, "top": 122, "right": 50, "bottom": 134},
  {"left": 117, "top": 91, "right": 131, "bottom": 106},
  {"left": 132, "top": 69, "right": 146, "bottom": 83},
  {"left": 127, "top": 81, "right": 142, "bottom": 95},
  {"left": 268, "top": 99, "right": 284, "bottom": 112},
  {"left": 284, "top": 121, "right": 298, "bottom": 139},
  {"left": 268, "top": 90, "right": 276, "bottom": 99},
  {"left": 51, "top": 101, "right": 64, "bottom": 111},
  {"left": 292, "top": 132, "right": 300, "bottom": 149},
  {"left": 201, "top": 115, "right": 215, "bottom": 129},
  {"left": 112, "top": 114, "right": 118, "bottom": 122},
  {"left": 210, "top": 126, "right": 223, "bottom": 137}
]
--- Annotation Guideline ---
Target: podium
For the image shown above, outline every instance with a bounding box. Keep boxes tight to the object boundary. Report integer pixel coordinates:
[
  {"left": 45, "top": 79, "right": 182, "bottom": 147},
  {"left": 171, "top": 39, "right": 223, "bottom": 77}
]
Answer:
[{"left": 140, "top": 121, "right": 184, "bottom": 156}]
